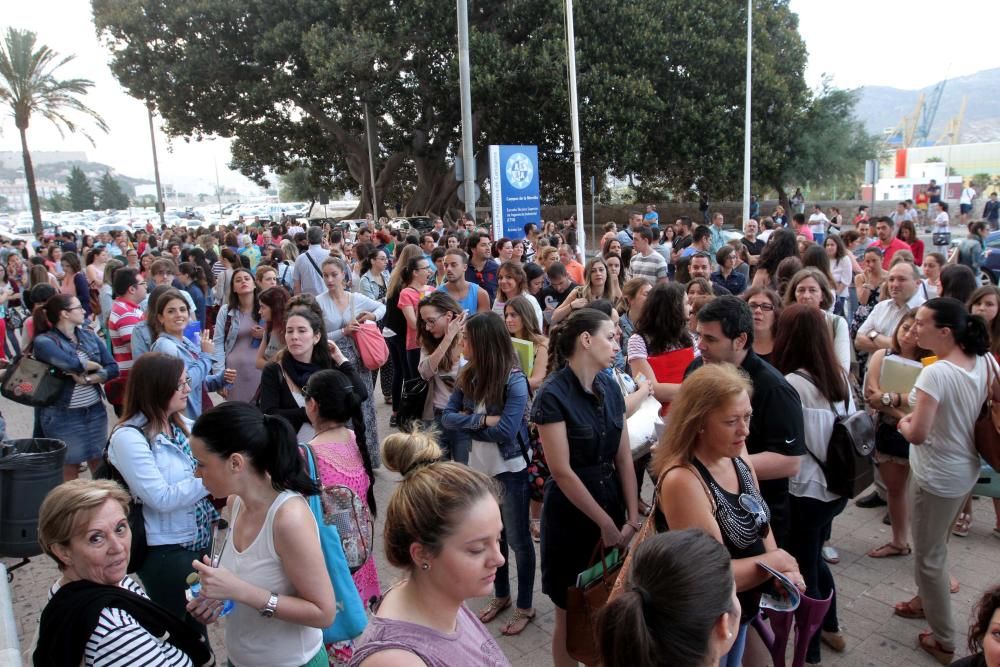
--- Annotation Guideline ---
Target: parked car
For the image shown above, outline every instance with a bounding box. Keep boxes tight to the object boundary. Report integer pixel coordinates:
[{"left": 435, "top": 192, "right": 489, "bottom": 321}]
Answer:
[{"left": 979, "top": 231, "right": 1000, "bottom": 285}]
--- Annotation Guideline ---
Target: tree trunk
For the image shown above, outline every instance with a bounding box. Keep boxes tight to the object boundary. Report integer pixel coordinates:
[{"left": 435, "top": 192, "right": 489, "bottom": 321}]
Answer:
[
  {"left": 19, "top": 127, "right": 42, "bottom": 235},
  {"left": 775, "top": 184, "right": 789, "bottom": 213}
]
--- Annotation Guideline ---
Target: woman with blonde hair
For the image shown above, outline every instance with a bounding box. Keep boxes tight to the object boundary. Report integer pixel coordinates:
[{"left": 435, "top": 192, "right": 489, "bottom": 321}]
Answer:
[
  {"left": 350, "top": 429, "right": 510, "bottom": 665},
  {"left": 504, "top": 295, "right": 549, "bottom": 392},
  {"left": 617, "top": 277, "right": 653, "bottom": 344},
  {"left": 493, "top": 261, "right": 543, "bottom": 331},
  {"left": 551, "top": 257, "right": 617, "bottom": 324},
  {"left": 652, "top": 363, "right": 804, "bottom": 667}
]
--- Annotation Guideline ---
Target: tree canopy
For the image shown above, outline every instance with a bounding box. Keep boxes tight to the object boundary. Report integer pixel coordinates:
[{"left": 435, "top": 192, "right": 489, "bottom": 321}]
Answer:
[
  {"left": 97, "top": 170, "right": 130, "bottom": 209},
  {"left": 93, "top": 0, "right": 872, "bottom": 218},
  {"left": 66, "top": 166, "right": 96, "bottom": 210}
]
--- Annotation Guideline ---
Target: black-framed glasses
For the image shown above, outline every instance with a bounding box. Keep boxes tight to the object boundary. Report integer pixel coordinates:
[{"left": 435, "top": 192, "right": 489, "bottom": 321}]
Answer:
[
  {"left": 423, "top": 312, "right": 446, "bottom": 328},
  {"left": 748, "top": 302, "right": 775, "bottom": 312},
  {"left": 739, "top": 493, "right": 770, "bottom": 539}
]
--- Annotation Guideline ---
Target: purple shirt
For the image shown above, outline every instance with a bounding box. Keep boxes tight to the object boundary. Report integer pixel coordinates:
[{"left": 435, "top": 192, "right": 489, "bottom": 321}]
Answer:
[{"left": 349, "top": 604, "right": 510, "bottom": 666}]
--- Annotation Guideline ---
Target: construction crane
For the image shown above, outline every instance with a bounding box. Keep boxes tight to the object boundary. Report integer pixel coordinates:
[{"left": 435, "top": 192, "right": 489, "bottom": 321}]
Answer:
[
  {"left": 881, "top": 78, "right": 949, "bottom": 149},
  {"left": 934, "top": 95, "right": 967, "bottom": 145}
]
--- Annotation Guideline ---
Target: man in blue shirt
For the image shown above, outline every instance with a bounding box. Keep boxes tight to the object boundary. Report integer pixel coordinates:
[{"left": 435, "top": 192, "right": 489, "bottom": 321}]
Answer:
[
  {"left": 465, "top": 231, "right": 500, "bottom": 303},
  {"left": 708, "top": 212, "right": 727, "bottom": 254},
  {"left": 643, "top": 204, "right": 659, "bottom": 225},
  {"left": 616, "top": 210, "right": 643, "bottom": 249}
]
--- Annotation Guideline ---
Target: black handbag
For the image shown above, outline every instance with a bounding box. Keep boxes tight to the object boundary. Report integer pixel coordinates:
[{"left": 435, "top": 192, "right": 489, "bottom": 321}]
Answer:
[
  {"left": 932, "top": 231, "right": 951, "bottom": 247},
  {"left": 93, "top": 426, "right": 149, "bottom": 573},
  {"left": 0, "top": 354, "right": 68, "bottom": 407},
  {"left": 398, "top": 376, "right": 428, "bottom": 426},
  {"left": 6, "top": 305, "right": 28, "bottom": 331}
]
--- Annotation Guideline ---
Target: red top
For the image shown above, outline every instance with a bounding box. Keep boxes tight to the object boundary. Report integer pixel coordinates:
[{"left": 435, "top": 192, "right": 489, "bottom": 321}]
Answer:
[{"left": 873, "top": 237, "right": 911, "bottom": 269}]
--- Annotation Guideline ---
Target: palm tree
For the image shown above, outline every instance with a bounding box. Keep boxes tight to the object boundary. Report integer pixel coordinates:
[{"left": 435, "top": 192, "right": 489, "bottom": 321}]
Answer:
[{"left": 0, "top": 28, "right": 108, "bottom": 234}]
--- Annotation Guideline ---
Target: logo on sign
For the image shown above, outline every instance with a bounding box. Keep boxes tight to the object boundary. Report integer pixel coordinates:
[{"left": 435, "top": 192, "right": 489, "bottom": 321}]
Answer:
[{"left": 505, "top": 153, "right": 534, "bottom": 190}]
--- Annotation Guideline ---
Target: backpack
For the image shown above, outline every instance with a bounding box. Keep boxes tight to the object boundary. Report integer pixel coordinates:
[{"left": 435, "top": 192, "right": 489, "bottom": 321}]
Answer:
[
  {"left": 795, "top": 372, "right": 875, "bottom": 498},
  {"left": 93, "top": 426, "right": 149, "bottom": 572}
]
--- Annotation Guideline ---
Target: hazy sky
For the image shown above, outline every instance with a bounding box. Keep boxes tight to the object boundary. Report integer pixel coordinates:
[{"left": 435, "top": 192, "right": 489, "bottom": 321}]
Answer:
[{"left": 1, "top": 0, "right": 997, "bottom": 194}]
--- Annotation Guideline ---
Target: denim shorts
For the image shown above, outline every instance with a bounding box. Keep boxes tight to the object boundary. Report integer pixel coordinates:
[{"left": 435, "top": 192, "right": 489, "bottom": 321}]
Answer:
[{"left": 39, "top": 402, "right": 108, "bottom": 464}]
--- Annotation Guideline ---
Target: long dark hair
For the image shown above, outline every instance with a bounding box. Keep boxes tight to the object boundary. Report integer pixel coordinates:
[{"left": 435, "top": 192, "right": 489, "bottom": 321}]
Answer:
[
  {"left": 772, "top": 304, "right": 848, "bottom": 403},
  {"left": 151, "top": 288, "right": 190, "bottom": 340},
  {"left": 457, "top": 312, "right": 517, "bottom": 408},
  {"left": 940, "top": 264, "right": 978, "bottom": 305},
  {"left": 119, "top": 353, "right": 188, "bottom": 436},
  {"left": 192, "top": 402, "right": 317, "bottom": 495},
  {"left": 968, "top": 286, "right": 1000, "bottom": 358},
  {"left": 281, "top": 307, "right": 334, "bottom": 369},
  {"left": 922, "top": 297, "right": 991, "bottom": 356},
  {"left": 178, "top": 261, "right": 208, "bottom": 294},
  {"left": 304, "top": 369, "right": 376, "bottom": 514},
  {"left": 634, "top": 282, "right": 692, "bottom": 355},
  {"left": 758, "top": 229, "right": 797, "bottom": 277},
  {"left": 546, "top": 308, "right": 612, "bottom": 375},
  {"left": 227, "top": 267, "right": 260, "bottom": 317},
  {"left": 598, "top": 529, "right": 735, "bottom": 667},
  {"left": 416, "top": 291, "right": 463, "bottom": 372}
]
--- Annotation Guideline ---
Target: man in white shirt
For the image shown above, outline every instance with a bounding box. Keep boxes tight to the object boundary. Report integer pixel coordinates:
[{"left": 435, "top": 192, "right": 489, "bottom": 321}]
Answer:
[
  {"left": 808, "top": 204, "right": 830, "bottom": 244},
  {"left": 960, "top": 182, "right": 977, "bottom": 224},
  {"left": 292, "top": 226, "right": 330, "bottom": 296},
  {"left": 856, "top": 262, "right": 926, "bottom": 355}
]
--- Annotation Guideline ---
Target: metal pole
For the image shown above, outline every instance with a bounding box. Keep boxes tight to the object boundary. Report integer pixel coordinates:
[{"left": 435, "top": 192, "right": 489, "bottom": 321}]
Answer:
[
  {"left": 741, "top": 0, "right": 753, "bottom": 226},
  {"left": 214, "top": 157, "right": 223, "bottom": 215},
  {"left": 457, "top": 0, "right": 477, "bottom": 218},
  {"left": 565, "top": 0, "right": 586, "bottom": 258},
  {"left": 147, "top": 103, "right": 165, "bottom": 224},
  {"left": 364, "top": 102, "right": 379, "bottom": 217}
]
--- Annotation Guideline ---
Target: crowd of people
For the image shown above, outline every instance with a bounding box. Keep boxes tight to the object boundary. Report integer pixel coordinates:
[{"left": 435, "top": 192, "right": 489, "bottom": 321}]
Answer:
[{"left": 7, "top": 203, "right": 1000, "bottom": 667}]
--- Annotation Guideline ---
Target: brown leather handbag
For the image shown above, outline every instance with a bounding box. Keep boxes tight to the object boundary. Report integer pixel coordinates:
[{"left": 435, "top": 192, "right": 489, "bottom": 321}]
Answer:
[
  {"left": 566, "top": 541, "right": 626, "bottom": 665},
  {"left": 974, "top": 355, "right": 1000, "bottom": 471}
]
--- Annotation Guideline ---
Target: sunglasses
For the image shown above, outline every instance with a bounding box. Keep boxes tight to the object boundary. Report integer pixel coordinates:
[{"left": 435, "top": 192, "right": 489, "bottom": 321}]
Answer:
[{"left": 739, "top": 493, "right": 770, "bottom": 540}]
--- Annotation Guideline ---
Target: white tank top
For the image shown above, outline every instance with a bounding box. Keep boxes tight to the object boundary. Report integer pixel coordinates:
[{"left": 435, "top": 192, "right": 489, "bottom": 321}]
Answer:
[{"left": 220, "top": 490, "right": 323, "bottom": 667}]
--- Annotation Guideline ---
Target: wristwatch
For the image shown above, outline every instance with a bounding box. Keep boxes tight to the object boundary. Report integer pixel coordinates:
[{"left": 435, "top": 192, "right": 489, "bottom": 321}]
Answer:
[
  {"left": 868, "top": 330, "right": 880, "bottom": 341},
  {"left": 881, "top": 392, "right": 893, "bottom": 407},
  {"left": 259, "top": 592, "right": 278, "bottom": 618}
]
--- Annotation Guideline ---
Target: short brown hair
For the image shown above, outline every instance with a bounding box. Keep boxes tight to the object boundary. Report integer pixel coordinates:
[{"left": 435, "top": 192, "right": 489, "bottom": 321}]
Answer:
[
  {"left": 380, "top": 427, "right": 499, "bottom": 569},
  {"left": 784, "top": 267, "right": 834, "bottom": 311},
  {"left": 150, "top": 258, "right": 177, "bottom": 277},
  {"left": 38, "top": 479, "right": 131, "bottom": 570}
]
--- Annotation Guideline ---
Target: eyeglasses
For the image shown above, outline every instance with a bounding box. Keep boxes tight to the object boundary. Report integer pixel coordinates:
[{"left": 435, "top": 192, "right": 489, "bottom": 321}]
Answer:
[
  {"left": 177, "top": 377, "right": 192, "bottom": 392},
  {"left": 415, "top": 265, "right": 431, "bottom": 272},
  {"left": 66, "top": 305, "right": 84, "bottom": 312},
  {"left": 738, "top": 493, "right": 770, "bottom": 539},
  {"left": 423, "top": 313, "right": 446, "bottom": 328},
  {"left": 748, "top": 302, "right": 775, "bottom": 312}
]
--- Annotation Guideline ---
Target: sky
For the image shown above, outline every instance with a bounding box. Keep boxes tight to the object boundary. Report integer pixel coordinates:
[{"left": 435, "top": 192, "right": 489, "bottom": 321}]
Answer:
[{"left": 1, "top": 0, "right": 998, "bottom": 194}]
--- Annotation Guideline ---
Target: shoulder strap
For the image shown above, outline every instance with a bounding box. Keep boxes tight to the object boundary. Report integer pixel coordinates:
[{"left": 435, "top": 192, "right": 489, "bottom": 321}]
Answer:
[
  {"left": 662, "top": 463, "right": 716, "bottom": 514},
  {"left": 304, "top": 250, "right": 324, "bottom": 279}
]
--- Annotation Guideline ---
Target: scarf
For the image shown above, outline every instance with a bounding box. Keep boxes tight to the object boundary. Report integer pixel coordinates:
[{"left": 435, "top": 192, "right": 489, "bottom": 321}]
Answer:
[
  {"left": 282, "top": 354, "right": 323, "bottom": 390},
  {"left": 34, "top": 579, "right": 214, "bottom": 666}
]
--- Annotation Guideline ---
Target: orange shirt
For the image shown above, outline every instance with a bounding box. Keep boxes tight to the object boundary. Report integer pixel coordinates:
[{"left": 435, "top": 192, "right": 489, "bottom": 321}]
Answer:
[{"left": 564, "top": 260, "right": 585, "bottom": 284}]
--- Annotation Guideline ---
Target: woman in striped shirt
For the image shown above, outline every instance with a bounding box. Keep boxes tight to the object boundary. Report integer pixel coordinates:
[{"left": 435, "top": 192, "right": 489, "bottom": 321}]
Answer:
[{"left": 34, "top": 479, "right": 214, "bottom": 666}]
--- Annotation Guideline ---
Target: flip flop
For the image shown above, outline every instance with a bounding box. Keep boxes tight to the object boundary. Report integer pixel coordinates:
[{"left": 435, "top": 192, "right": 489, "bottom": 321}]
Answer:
[
  {"left": 478, "top": 597, "right": 511, "bottom": 623},
  {"left": 918, "top": 630, "right": 954, "bottom": 665},
  {"left": 867, "top": 542, "right": 911, "bottom": 558},
  {"left": 501, "top": 608, "right": 536, "bottom": 636}
]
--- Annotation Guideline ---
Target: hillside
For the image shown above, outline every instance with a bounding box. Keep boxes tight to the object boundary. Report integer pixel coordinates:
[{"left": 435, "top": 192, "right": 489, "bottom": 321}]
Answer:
[
  {"left": 854, "top": 67, "right": 1000, "bottom": 144},
  {"left": 0, "top": 160, "right": 153, "bottom": 196}
]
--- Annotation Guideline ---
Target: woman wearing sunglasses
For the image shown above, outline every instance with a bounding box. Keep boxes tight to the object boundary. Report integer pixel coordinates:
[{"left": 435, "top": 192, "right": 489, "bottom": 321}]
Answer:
[
  {"left": 652, "top": 362, "right": 804, "bottom": 667},
  {"left": 771, "top": 305, "right": 853, "bottom": 664}
]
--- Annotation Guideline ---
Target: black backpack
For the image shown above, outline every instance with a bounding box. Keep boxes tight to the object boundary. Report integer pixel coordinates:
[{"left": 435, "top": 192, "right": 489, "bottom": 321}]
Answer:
[
  {"left": 93, "top": 425, "right": 149, "bottom": 573},
  {"left": 794, "top": 372, "right": 876, "bottom": 498}
]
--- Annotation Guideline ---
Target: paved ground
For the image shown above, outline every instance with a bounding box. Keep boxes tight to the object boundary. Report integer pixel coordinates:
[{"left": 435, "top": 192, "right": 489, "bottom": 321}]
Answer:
[{"left": 3, "top": 394, "right": 999, "bottom": 666}]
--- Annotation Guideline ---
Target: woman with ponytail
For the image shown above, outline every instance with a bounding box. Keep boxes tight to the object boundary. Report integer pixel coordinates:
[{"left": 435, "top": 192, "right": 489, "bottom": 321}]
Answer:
[
  {"left": 350, "top": 428, "right": 511, "bottom": 666},
  {"left": 533, "top": 308, "right": 639, "bottom": 666},
  {"left": 187, "top": 403, "right": 335, "bottom": 667},
  {"left": 598, "top": 529, "right": 740, "bottom": 667},
  {"left": 177, "top": 261, "right": 208, "bottom": 328},
  {"left": 31, "top": 293, "right": 119, "bottom": 481},
  {"left": 302, "top": 368, "right": 381, "bottom": 611},
  {"left": 894, "top": 297, "right": 994, "bottom": 664}
]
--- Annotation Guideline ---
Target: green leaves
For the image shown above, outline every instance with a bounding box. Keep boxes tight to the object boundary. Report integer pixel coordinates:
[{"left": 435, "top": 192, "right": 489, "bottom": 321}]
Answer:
[{"left": 66, "top": 166, "right": 96, "bottom": 211}]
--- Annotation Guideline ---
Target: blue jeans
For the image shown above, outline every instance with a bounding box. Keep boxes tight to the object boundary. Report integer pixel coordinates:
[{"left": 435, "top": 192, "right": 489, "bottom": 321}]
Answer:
[
  {"left": 720, "top": 621, "right": 749, "bottom": 667},
  {"left": 494, "top": 468, "right": 535, "bottom": 610},
  {"left": 39, "top": 402, "right": 107, "bottom": 465}
]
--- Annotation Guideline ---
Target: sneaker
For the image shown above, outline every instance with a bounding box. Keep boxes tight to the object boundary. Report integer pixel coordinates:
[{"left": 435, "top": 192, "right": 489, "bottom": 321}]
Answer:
[
  {"left": 821, "top": 545, "right": 840, "bottom": 564},
  {"left": 389, "top": 413, "right": 399, "bottom": 428},
  {"left": 855, "top": 491, "right": 887, "bottom": 508}
]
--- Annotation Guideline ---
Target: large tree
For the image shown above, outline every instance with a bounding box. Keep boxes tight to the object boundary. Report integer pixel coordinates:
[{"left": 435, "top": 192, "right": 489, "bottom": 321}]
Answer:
[
  {"left": 97, "top": 170, "right": 130, "bottom": 209},
  {"left": 66, "top": 165, "right": 96, "bottom": 210},
  {"left": 0, "top": 28, "right": 107, "bottom": 233},
  {"left": 94, "top": 0, "right": 846, "bottom": 218}
]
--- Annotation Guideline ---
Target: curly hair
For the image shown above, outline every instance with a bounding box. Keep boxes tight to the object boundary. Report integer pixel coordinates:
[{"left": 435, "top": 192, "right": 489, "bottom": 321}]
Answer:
[{"left": 634, "top": 282, "right": 692, "bottom": 356}]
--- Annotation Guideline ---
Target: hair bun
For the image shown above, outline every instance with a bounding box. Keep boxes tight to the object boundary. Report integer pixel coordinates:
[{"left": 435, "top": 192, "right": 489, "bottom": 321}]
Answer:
[{"left": 381, "top": 425, "right": 442, "bottom": 478}]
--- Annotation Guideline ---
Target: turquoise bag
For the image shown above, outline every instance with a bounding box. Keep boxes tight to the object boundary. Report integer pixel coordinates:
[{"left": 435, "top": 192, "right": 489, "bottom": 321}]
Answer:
[{"left": 301, "top": 444, "right": 369, "bottom": 643}]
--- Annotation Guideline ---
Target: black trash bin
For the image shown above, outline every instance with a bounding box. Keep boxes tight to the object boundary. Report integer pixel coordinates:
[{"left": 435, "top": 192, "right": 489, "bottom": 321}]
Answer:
[{"left": 0, "top": 438, "right": 66, "bottom": 558}]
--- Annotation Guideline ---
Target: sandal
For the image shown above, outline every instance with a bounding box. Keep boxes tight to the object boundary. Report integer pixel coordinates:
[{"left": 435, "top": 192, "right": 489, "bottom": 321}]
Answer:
[
  {"left": 952, "top": 512, "right": 972, "bottom": 537},
  {"left": 918, "top": 630, "right": 954, "bottom": 665},
  {"left": 894, "top": 596, "right": 925, "bottom": 619},
  {"left": 478, "top": 597, "right": 511, "bottom": 623},
  {"left": 867, "top": 542, "right": 911, "bottom": 558},
  {"left": 501, "top": 608, "right": 536, "bottom": 636},
  {"left": 530, "top": 518, "right": 541, "bottom": 543}
]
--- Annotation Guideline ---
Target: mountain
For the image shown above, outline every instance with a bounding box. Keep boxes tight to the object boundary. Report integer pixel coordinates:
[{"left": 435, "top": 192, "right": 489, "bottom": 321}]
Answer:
[
  {"left": 853, "top": 67, "right": 1000, "bottom": 144},
  {"left": 0, "top": 160, "right": 153, "bottom": 196}
]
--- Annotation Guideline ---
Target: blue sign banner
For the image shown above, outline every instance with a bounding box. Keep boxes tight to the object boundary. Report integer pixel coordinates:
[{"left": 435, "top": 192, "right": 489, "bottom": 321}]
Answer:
[{"left": 489, "top": 145, "right": 540, "bottom": 241}]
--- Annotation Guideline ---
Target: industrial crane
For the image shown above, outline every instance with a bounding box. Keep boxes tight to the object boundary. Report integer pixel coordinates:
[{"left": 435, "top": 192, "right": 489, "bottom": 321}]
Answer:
[{"left": 881, "top": 78, "right": 948, "bottom": 149}]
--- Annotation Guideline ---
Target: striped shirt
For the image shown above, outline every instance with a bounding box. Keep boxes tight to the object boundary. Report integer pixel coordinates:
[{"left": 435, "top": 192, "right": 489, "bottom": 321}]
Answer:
[
  {"left": 68, "top": 350, "right": 101, "bottom": 408},
  {"left": 629, "top": 250, "right": 668, "bottom": 282},
  {"left": 109, "top": 298, "right": 145, "bottom": 376},
  {"left": 47, "top": 577, "right": 193, "bottom": 667}
]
